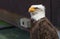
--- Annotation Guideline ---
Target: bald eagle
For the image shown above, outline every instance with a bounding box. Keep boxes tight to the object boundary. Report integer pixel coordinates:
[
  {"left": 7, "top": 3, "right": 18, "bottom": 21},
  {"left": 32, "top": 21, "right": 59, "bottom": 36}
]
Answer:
[{"left": 28, "top": 4, "right": 59, "bottom": 39}]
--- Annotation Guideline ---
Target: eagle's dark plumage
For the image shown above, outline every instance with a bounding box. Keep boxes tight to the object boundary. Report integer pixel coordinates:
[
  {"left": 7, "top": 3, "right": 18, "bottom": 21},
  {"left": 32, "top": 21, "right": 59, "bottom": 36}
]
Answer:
[{"left": 30, "top": 17, "right": 59, "bottom": 39}]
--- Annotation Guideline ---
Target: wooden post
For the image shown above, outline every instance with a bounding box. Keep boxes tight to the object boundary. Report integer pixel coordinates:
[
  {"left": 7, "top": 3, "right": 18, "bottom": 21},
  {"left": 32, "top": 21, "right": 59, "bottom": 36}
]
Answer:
[{"left": 0, "top": 9, "right": 31, "bottom": 31}]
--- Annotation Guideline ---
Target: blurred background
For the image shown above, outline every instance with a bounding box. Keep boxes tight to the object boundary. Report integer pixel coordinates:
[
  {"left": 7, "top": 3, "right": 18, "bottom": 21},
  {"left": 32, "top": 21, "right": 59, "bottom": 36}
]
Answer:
[{"left": 0, "top": 0, "right": 60, "bottom": 39}]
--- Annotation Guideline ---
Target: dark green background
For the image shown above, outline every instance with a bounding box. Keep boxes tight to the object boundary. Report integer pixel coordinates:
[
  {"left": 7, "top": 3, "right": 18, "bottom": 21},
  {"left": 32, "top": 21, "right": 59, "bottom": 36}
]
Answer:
[{"left": 0, "top": 20, "right": 30, "bottom": 39}]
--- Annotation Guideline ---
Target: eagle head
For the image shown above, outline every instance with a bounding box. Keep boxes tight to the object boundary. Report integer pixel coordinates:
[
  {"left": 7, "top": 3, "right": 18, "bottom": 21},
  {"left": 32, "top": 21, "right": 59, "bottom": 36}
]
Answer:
[{"left": 28, "top": 4, "right": 45, "bottom": 21}]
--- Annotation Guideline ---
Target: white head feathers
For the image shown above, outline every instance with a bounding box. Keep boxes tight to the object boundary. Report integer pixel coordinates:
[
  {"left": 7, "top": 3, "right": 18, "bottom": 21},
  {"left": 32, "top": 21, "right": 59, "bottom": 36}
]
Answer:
[
  {"left": 30, "top": 4, "right": 45, "bottom": 11},
  {"left": 28, "top": 4, "right": 46, "bottom": 21}
]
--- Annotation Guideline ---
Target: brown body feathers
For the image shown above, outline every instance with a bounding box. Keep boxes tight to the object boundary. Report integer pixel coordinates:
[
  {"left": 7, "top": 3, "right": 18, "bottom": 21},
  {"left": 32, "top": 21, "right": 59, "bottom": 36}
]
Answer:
[{"left": 30, "top": 17, "right": 59, "bottom": 39}]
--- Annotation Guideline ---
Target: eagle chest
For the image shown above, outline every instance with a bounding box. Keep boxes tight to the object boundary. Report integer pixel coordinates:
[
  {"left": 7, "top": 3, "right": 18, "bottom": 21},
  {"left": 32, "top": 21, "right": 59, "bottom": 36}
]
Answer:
[{"left": 30, "top": 17, "right": 59, "bottom": 39}]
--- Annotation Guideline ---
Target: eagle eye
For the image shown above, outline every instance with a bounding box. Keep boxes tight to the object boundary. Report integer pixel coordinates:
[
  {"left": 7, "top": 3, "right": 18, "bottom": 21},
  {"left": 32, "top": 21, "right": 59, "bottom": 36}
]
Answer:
[{"left": 34, "top": 7, "right": 39, "bottom": 9}]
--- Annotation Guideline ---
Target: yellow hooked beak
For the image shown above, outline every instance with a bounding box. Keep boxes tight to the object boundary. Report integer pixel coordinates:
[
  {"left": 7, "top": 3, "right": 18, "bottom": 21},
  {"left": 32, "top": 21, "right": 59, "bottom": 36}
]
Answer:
[{"left": 28, "top": 7, "right": 36, "bottom": 13}]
